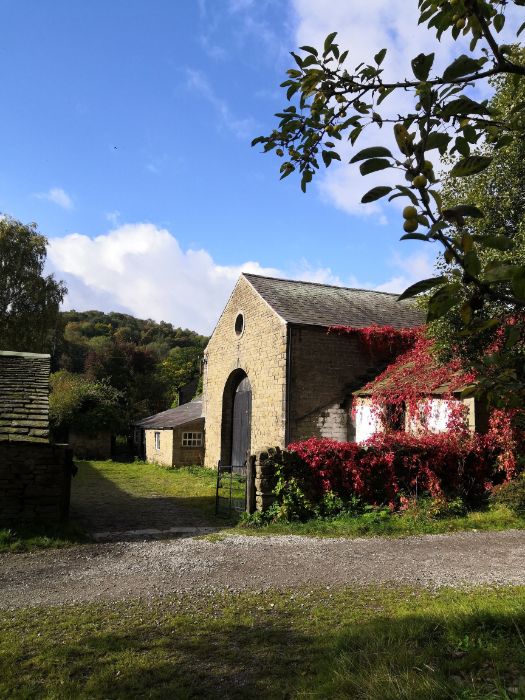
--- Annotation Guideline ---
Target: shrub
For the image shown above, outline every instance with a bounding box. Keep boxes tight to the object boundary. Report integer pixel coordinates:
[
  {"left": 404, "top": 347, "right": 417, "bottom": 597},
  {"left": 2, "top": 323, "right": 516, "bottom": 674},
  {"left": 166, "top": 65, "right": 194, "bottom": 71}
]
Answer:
[
  {"left": 287, "top": 431, "right": 517, "bottom": 511},
  {"left": 489, "top": 476, "right": 525, "bottom": 516},
  {"left": 400, "top": 495, "right": 467, "bottom": 520}
]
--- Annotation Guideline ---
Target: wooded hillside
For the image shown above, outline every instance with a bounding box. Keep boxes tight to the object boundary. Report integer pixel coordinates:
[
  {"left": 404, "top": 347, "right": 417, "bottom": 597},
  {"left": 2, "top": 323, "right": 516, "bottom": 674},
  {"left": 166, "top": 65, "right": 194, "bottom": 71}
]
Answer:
[{"left": 49, "top": 310, "right": 208, "bottom": 437}]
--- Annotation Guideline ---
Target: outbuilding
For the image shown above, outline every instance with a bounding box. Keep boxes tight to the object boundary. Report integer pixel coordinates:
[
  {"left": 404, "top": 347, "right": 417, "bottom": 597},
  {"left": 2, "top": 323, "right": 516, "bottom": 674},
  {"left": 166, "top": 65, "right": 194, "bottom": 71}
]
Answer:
[{"left": 135, "top": 399, "right": 204, "bottom": 467}]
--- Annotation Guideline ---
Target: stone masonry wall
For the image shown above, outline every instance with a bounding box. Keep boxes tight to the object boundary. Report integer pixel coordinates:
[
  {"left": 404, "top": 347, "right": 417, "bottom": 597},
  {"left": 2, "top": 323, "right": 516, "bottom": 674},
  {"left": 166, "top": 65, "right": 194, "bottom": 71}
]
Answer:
[
  {"left": 0, "top": 351, "right": 50, "bottom": 442},
  {"left": 0, "top": 441, "right": 73, "bottom": 524},
  {"left": 204, "top": 276, "right": 287, "bottom": 468},
  {"left": 173, "top": 419, "right": 205, "bottom": 467},
  {"left": 289, "top": 326, "right": 374, "bottom": 443},
  {"left": 145, "top": 428, "right": 174, "bottom": 467},
  {"left": 68, "top": 430, "right": 112, "bottom": 460}
]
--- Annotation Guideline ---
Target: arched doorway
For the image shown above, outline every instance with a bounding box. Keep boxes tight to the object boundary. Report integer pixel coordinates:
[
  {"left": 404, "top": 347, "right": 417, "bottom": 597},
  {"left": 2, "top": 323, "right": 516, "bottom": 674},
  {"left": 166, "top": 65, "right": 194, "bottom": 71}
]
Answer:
[{"left": 221, "top": 369, "right": 252, "bottom": 465}]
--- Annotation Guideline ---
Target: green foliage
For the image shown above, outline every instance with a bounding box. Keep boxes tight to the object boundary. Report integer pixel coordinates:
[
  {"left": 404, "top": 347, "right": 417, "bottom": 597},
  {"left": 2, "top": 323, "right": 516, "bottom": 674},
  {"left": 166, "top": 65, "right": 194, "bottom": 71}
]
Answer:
[
  {"left": 54, "top": 310, "right": 208, "bottom": 428},
  {"left": 255, "top": 1, "right": 525, "bottom": 409},
  {"left": 431, "top": 57, "right": 525, "bottom": 406},
  {"left": 0, "top": 216, "right": 66, "bottom": 352},
  {"left": 402, "top": 495, "right": 468, "bottom": 519},
  {"left": 490, "top": 475, "right": 525, "bottom": 515},
  {"left": 160, "top": 346, "right": 203, "bottom": 406},
  {"left": 49, "top": 370, "right": 125, "bottom": 436}
]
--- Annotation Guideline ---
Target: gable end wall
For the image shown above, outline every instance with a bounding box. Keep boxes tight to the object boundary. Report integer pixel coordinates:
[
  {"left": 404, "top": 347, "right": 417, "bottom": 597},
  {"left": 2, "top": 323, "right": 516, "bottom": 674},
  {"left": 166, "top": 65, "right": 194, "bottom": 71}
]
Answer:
[{"left": 203, "top": 276, "right": 287, "bottom": 468}]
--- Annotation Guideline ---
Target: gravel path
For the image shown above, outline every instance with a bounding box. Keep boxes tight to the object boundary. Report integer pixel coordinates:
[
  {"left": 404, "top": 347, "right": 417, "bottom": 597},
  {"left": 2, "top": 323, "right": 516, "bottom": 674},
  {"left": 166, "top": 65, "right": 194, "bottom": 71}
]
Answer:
[{"left": 2, "top": 530, "right": 525, "bottom": 609}]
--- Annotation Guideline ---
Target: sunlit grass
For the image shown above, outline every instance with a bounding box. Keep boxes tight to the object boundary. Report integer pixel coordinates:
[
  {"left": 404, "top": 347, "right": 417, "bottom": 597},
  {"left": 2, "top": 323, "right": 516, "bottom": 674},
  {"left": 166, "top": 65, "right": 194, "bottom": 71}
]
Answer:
[
  {"left": 75, "top": 459, "right": 219, "bottom": 515},
  {"left": 237, "top": 503, "right": 525, "bottom": 539},
  {"left": 1, "top": 586, "right": 525, "bottom": 699}
]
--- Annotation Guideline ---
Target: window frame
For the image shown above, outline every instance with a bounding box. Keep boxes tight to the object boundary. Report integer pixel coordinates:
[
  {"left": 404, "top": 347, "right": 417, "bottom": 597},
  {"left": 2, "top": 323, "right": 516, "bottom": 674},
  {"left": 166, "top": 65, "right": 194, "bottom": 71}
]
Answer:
[
  {"left": 154, "top": 431, "right": 161, "bottom": 450},
  {"left": 181, "top": 431, "right": 203, "bottom": 448}
]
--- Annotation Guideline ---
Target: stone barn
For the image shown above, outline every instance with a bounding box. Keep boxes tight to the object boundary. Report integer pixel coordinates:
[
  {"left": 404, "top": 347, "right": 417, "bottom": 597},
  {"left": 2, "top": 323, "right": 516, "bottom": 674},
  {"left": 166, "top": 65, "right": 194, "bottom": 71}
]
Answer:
[{"left": 203, "top": 273, "right": 423, "bottom": 468}]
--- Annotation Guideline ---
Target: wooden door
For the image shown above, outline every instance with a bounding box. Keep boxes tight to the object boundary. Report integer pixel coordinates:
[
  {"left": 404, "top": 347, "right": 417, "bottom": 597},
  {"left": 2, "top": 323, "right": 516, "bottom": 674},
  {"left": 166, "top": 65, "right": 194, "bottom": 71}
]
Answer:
[{"left": 231, "top": 376, "right": 252, "bottom": 466}]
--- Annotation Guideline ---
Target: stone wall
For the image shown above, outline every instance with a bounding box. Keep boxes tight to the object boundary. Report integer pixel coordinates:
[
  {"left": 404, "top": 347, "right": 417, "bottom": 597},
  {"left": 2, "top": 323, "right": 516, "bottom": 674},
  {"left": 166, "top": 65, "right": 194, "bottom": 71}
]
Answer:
[
  {"left": 145, "top": 428, "right": 174, "bottom": 467},
  {"left": 288, "top": 326, "right": 373, "bottom": 443},
  {"left": 203, "top": 276, "right": 287, "bottom": 468},
  {"left": 0, "top": 351, "right": 50, "bottom": 442},
  {"left": 0, "top": 441, "right": 73, "bottom": 524},
  {"left": 68, "top": 430, "right": 112, "bottom": 460},
  {"left": 252, "top": 449, "right": 278, "bottom": 512},
  {"left": 173, "top": 419, "right": 205, "bottom": 466}
]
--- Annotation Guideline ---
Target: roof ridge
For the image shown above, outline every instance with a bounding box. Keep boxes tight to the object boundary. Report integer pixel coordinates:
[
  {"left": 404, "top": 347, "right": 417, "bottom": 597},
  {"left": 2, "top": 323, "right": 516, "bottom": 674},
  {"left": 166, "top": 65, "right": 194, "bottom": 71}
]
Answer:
[{"left": 242, "top": 272, "right": 401, "bottom": 297}]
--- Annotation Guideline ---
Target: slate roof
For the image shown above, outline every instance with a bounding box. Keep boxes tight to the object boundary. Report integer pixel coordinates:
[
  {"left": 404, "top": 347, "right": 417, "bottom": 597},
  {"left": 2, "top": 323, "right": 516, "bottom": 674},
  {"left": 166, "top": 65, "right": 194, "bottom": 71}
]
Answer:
[
  {"left": 135, "top": 399, "right": 203, "bottom": 429},
  {"left": 0, "top": 351, "right": 50, "bottom": 443},
  {"left": 243, "top": 274, "right": 424, "bottom": 329}
]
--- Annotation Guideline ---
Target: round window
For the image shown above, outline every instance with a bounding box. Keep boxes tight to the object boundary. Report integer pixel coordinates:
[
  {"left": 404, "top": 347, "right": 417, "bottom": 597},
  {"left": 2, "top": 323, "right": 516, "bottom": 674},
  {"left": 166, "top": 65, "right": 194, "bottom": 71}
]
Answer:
[{"left": 235, "top": 313, "right": 244, "bottom": 337}]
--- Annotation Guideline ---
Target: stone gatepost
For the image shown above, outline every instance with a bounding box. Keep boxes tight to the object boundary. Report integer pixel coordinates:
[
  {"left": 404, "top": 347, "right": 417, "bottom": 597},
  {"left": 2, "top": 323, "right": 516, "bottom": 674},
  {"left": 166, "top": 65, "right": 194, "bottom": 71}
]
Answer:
[{"left": 253, "top": 447, "right": 279, "bottom": 512}]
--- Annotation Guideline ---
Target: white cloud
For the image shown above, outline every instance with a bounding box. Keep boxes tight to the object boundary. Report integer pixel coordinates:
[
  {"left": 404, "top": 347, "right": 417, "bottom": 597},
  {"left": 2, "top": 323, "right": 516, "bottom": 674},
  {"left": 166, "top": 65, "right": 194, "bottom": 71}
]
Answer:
[
  {"left": 47, "top": 223, "right": 280, "bottom": 334},
  {"left": 289, "top": 1, "right": 507, "bottom": 218},
  {"left": 105, "top": 210, "right": 121, "bottom": 226},
  {"left": 374, "top": 250, "right": 435, "bottom": 293},
  {"left": 185, "top": 69, "right": 257, "bottom": 140},
  {"left": 35, "top": 187, "right": 74, "bottom": 210},
  {"left": 47, "top": 222, "right": 429, "bottom": 334}
]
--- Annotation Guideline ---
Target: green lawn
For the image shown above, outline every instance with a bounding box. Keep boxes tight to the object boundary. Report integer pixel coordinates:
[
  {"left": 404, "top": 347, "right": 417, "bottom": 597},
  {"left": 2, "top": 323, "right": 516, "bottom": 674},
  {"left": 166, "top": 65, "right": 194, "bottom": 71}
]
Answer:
[
  {"left": 1, "top": 586, "right": 525, "bottom": 699},
  {"left": 0, "top": 520, "right": 89, "bottom": 554},
  {"left": 0, "top": 460, "right": 221, "bottom": 553},
  {"left": 74, "top": 459, "right": 219, "bottom": 516}
]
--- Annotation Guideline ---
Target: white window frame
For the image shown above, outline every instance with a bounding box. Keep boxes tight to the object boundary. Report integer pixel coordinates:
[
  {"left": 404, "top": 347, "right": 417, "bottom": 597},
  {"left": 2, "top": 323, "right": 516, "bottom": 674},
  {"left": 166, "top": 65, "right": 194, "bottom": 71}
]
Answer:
[
  {"left": 182, "top": 431, "right": 203, "bottom": 447},
  {"left": 154, "top": 431, "right": 161, "bottom": 450}
]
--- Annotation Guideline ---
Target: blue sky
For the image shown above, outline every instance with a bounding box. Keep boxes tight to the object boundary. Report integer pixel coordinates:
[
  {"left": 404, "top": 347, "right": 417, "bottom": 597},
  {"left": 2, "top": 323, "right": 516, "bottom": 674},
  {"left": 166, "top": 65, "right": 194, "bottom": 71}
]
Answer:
[{"left": 2, "top": 0, "right": 521, "bottom": 333}]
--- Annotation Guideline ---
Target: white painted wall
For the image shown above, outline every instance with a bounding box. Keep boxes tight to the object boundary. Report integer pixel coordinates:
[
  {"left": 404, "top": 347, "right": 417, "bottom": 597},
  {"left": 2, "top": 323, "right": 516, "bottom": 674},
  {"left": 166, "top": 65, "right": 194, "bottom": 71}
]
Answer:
[
  {"left": 407, "top": 398, "right": 454, "bottom": 434},
  {"left": 355, "top": 400, "right": 382, "bottom": 443}
]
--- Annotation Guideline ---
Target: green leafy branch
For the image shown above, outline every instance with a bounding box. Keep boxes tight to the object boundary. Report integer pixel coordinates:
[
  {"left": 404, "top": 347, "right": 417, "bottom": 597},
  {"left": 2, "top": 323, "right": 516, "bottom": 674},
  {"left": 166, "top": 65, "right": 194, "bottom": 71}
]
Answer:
[{"left": 253, "top": 0, "right": 525, "bottom": 328}]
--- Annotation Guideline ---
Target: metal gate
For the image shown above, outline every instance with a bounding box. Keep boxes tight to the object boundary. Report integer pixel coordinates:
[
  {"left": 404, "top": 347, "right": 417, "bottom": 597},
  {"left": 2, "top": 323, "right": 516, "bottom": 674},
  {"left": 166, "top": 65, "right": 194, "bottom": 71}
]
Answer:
[{"left": 215, "top": 461, "right": 254, "bottom": 517}]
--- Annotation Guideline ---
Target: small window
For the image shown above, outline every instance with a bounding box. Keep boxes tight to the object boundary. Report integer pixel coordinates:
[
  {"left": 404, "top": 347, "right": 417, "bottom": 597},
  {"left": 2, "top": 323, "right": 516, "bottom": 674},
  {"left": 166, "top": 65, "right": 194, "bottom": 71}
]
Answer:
[
  {"left": 182, "top": 431, "right": 203, "bottom": 447},
  {"left": 235, "top": 313, "right": 244, "bottom": 337},
  {"left": 154, "top": 431, "right": 161, "bottom": 450},
  {"left": 384, "top": 404, "right": 405, "bottom": 432}
]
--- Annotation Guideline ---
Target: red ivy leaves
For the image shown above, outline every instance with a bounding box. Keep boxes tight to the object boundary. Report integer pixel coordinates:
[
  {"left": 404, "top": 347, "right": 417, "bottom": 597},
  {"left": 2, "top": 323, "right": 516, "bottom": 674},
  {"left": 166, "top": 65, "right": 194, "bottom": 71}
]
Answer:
[
  {"left": 329, "top": 324, "right": 420, "bottom": 360},
  {"left": 288, "top": 416, "right": 518, "bottom": 510}
]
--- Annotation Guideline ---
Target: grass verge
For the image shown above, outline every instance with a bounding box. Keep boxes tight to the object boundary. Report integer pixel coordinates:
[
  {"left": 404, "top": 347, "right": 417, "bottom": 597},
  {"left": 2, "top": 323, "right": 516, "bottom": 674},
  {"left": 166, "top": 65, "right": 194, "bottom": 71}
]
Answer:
[
  {"left": 0, "top": 520, "right": 89, "bottom": 553},
  {"left": 1, "top": 586, "right": 525, "bottom": 699},
  {"left": 236, "top": 504, "right": 525, "bottom": 539}
]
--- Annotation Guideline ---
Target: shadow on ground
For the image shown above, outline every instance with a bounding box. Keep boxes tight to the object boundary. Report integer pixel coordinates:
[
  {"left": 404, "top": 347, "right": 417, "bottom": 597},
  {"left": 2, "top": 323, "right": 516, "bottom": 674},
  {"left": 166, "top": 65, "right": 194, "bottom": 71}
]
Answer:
[
  {"left": 70, "top": 461, "right": 230, "bottom": 539},
  {"left": 2, "top": 596, "right": 525, "bottom": 699}
]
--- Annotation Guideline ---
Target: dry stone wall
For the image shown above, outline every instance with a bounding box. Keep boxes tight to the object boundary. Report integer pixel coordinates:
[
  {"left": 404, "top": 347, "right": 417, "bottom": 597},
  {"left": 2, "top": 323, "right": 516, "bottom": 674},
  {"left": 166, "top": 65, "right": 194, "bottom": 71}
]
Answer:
[
  {"left": 0, "top": 442, "right": 73, "bottom": 524},
  {"left": 0, "top": 351, "right": 50, "bottom": 442},
  {"left": 68, "top": 430, "right": 112, "bottom": 460},
  {"left": 203, "top": 276, "right": 287, "bottom": 468}
]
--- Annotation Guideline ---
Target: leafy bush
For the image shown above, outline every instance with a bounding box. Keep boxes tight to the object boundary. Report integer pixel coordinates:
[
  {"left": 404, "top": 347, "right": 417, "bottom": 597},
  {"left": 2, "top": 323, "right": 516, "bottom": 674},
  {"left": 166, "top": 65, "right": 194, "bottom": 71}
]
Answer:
[
  {"left": 49, "top": 370, "right": 125, "bottom": 436},
  {"left": 287, "top": 431, "right": 517, "bottom": 511},
  {"left": 490, "top": 476, "right": 525, "bottom": 516},
  {"left": 400, "top": 495, "right": 467, "bottom": 520}
]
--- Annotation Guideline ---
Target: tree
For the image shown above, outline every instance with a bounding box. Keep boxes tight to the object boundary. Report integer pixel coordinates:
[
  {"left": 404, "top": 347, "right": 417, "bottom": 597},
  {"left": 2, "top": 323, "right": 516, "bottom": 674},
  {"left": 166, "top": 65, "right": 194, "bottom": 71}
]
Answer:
[
  {"left": 254, "top": 0, "right": 525, "bottom": 406},
  {"left": 49, "top": 370, "right": 125, "bottom": 438},
  {"left": 160, "top": 346, "right": 203, "bottom": 406},
  {"left": 431, "top": 54, "right": 525, "bottom": 406},
  {"left": 0, "top": 216, "right": 66, "bottom": 353}
]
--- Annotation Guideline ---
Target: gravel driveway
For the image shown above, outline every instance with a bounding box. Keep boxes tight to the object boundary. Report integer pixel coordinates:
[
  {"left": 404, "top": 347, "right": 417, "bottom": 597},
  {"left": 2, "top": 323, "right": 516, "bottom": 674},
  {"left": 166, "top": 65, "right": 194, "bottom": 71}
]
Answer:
[{"left": 2, "top": 529, "right": 525, "bottom": 609}]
